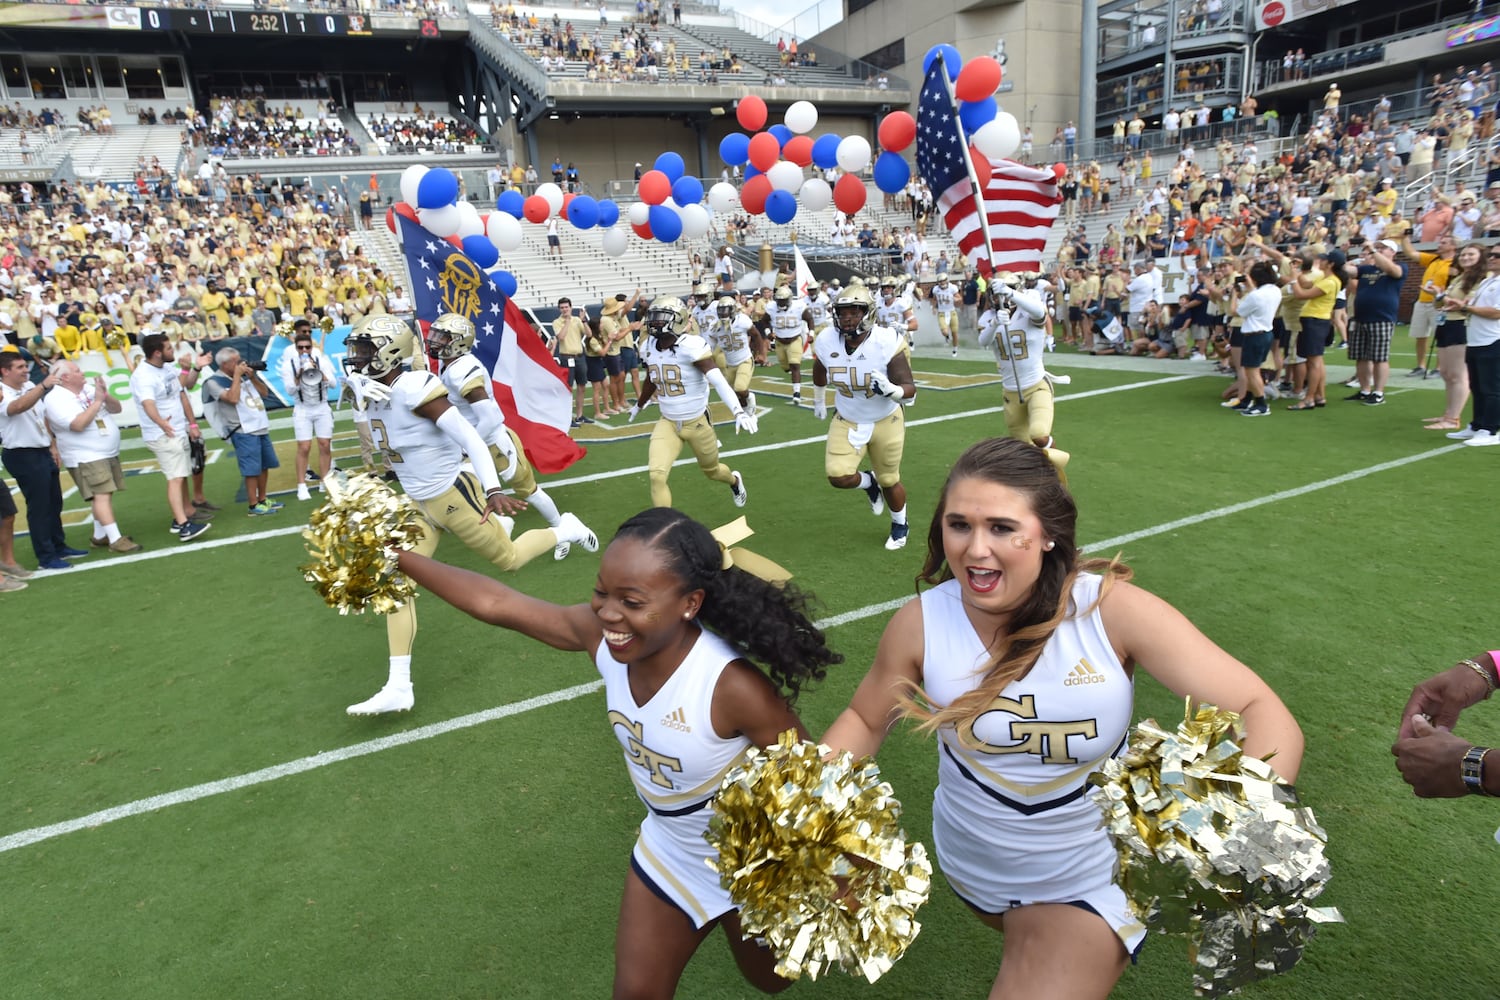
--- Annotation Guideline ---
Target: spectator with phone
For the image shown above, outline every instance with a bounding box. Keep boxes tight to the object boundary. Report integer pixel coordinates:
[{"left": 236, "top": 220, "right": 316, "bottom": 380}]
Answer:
[{"left": 204, "top": 348, "right": 282, "bottom": 516}]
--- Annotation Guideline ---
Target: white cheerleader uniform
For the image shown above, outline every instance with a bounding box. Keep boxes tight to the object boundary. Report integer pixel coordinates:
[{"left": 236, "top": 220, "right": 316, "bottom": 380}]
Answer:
[
  {"left": 921, "top": 573, "right": 1147, "bottom": 956},
  {"left": 597, "top": 629, "right": 752, "bottom": 929}
]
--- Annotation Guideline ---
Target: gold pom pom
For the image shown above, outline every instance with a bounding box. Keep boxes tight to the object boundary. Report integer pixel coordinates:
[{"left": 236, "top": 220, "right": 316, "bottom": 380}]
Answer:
[
  {"left": 300, "top": 473, "right": 427, "bottom": 615},
  {"left": 707, "top": 730, "right": 932, "bottom": 984},
  {"left": 1089, "top": 699, "right": 1343, "bottom": 997}
]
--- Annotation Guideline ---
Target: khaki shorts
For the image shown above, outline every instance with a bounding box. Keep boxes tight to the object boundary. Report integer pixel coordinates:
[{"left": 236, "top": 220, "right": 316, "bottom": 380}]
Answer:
[
  {"left": 69, "top": 455, "right": 125, "bottom": 500},
  {"left": 826, "top": 408, "right": 905, "bottom": 487},
  {"left": 774, "top": 336, "right": 804, "bottom": 369},
  {"left": 148, "top": 434, "right": 193, "bottom": 480},
  {"left": 1003, "top": 380, "right": 1055, "bottom": 445}
]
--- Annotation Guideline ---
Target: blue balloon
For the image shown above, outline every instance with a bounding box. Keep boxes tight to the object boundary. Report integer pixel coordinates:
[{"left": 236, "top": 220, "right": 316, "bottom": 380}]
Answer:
[
  {"left": 764, "top": 190, "right": 797, "bottom": 225},
  {"left": 654, "top": 151, "right": 686, "bottom": 182},
  {"left": 567, "top": 194, "right": 600, "bottom": 229},
  {"left": 648, "top": 204, "right": 683, "bottom": 243},
  {"left": 744, "top": 164, "right": 762, "bottom": 180},
  {"left": 416, "top": 168, "right": 459, "bottom": 210},
  {"left": 495, "top": 190, "right": 525, "bottom": 218},
  {"left": 596, "top": 199, "right": 620, "bottom": 227},
  {"left": 768, "top": 124, "right": 793, "bottom": 147},
  {"left": 872, "top": 151, "right": 911, "bottom": 194},
  {"left": 923, "top": 44, "right": 962, "bottom": 81},
  {"left": 492, "top": 269, "right": 518, "bottom": 297},
  {"left": 719, "top": 132, "right": 750, "bottom": 166},
  {"left": 462, "top": 234, "right": 500, "bottom": 269},
  {"left": 811, "top": 133, "right": 841, "bottom": 170},
  {"left": 671, "top": 176, "right": 704, "bottom": 206},
  {"left": 959, "top": 96, "right": 998, "bottom": 134}
]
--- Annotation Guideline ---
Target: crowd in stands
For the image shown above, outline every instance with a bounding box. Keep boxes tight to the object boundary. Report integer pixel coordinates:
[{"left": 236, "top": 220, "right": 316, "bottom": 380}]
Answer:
[
  {"left": 192, "top": 96, "right": 359, "bottom": 158},
  {"left": 490, "top": 4, "right": 740, "bottom": 84},
  {"left": 366, "top": 111, "right": 482, "bottom": 153}
]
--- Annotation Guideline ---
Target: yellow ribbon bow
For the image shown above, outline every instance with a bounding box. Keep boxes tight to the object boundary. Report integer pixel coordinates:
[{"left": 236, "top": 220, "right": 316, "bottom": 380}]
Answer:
[{"left": 709, "top": 516, "right": 792, "bottom": 585}]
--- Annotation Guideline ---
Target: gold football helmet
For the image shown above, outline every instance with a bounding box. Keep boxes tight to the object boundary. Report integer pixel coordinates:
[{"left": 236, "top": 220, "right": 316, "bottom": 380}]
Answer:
[
  {"left": 345, "top": 314, "right": 416, "bottom": 377},
  {"left": 833, "top": 285, "right": 876, "bottom": 342},
  {"left": 716, "top": 296, "right": 739, "bottom": 320},
  {"left": 645, "top": 296, "right": 691, "bottom": 348},
  {"left": 426, "top": 312, "right": 476, "bottom": 361}
]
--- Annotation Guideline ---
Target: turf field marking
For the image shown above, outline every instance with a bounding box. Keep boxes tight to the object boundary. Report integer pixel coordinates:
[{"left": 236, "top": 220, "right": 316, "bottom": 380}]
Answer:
[
  {"left": 39, "top": 373, "right": 1194, "bottom": 577},
  {"left": 0, "top": 441, "right": 1464, "bottom": 854}
]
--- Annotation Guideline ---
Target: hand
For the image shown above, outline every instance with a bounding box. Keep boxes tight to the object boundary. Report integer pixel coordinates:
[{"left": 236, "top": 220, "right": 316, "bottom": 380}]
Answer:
[
  {"left": 870, "top": 373, "right": 905, "bottom": 400},
  {"left": 483, "top": 491, "right": 527, "bottom": 519},
  {"left": 353, "top": 375, "right": 392, "bottom": 404},
  {"left": 1392, "top": 715, "right": 1475, "bottom": 798},
  {"left": 188, "top": 423, "right": 202, "bottom": 441},
  {"left": 627, "top": 404, "right": 641, "bottom": 421},
  {"left": 93, "top": 375, "right": 108, "bottom": 395},
  {"left": 1399, "top": 663, "right": 1491, "bottom": 738},
  {"left": 812, "top": 395, "right": 827, "bottom": 421},
  {"left": 40, "top": 371, "right": 59, "bottom": 390},
  {"left": 734, "top": 409, "right": 758, "bottom": 434},
  {"left": 161, "top": 422, "right": 177, "bottom": 438}
]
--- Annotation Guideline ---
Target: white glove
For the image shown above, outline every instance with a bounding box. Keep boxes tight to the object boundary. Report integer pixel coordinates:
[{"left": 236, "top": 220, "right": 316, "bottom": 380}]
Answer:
[
  {"left": 495, "top": 436, "right": 519, "bottom": 481},
  {"left": 349, "top": 373, "right": 391, "bottom": 405},
  {"left": 812, "top": 394, "right": 827, "bottom": 420},
  {"left": 734, "top": 409, "right": 759, "bottom": 434},
  {"left": 627, "top": 404, "right": 641, "bottom": 422},
  {"left": 870, "top": 373, "right": 905, "bottom": 401}
]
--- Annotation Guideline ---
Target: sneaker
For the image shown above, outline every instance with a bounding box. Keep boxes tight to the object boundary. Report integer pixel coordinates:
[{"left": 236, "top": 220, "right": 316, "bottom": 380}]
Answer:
[
  {"left": 248, "top": 501, "right": 276, "bottom": 516},
  {"left": 789, "top": 390, "right": 801, "bottom": 406},
  {"left": 0, "top": 575, "right": 25, "bottom": 592},
  {"left": 951, "top": 347, "right": 958, "bottom": 357},
  {"left": 38, "top": 557, "right": 72, "bottom": 570},
  {"left": 570, "top": 416, "right": 583, "bottom": 427},
  {"left": 555, "top": 511, "right": 599, "bottom": 552},
  {"left": 577, "top": 414, "right": 594, "bottom": 424},
  {"left": 1240, "top": 401, "right": 1270, "bottom": 417},
  {"left": 109, "top": 536, "right": 143, "bottom": 553},
  {"left": 1189, "top": 351, "right": 1206, "bottom": 361},
  {"left": 884, "top": 522, "right": 910, "bottom": 551},
  {"left": 730, "top": 470, "right": 748, "bottom": 507},
  {"left": 188, "top": 507, "right": 215, "bottom": 521},
  {"left": 1342, "top": 376, "right": 1361, "bottom": 388},
  {"left": 297, "top": 484, "right": 312, "bottom": 501},
  {"left": 346, "top": 683, "right": 414, "bottom": 716},
  {"left": 179, "top": 521, "right": 211, "bottom": 542},
  {"left": 169, "top": 520, "right": 185, "bottom": 534},
  {"left": 267, "top": 499, "right": 285, "bottom": 511},
  {"left": 1464, "top": 429, "right": 1500, "bottom": 447},
  {"left": 1362, "top": 392, "right": 1385, "bottom": 406},
  {"left": 1407, "top": 367, "right": 1426, "bottom": 377},
  {"left": 305, "top": 469, "right": 322, "bottom": 482},
  {"left": 0, "top": 562, "right": 33, "bottom": 580},
  {"left": 1448, "top": 426, "right": 1478, "bottom": 440},
  {"left": 1344, "top": 390, "right": 1370, "bottom": 402},
  {"left": 193, "top": 500, "right": 221, "bottom": 512},
  {"left": 1263, "top": 384, "right": 1281, "bottom": 400},
  {"left": 1220, "top": 397, "right": 1244, "bottom": 408},
  {"left": 863, "top": 480, "right": 885, "bottom": 516},
  {"left": 1276, "top": 380, "right": 1294, "bottom": 392},
  {"left": 60, "top": 546, "right": 90, "bottom": 558}
]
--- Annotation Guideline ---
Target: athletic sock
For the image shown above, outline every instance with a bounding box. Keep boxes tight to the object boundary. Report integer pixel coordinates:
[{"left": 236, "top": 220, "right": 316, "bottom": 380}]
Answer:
[
  {"left": 857, "top": 471, "right": 877, "bottom": 491},
  {"left": 388, "top": 655, "right": 412, "bottom": 688},
  {"left": 890, "top": 505, "right": 908, "bottom": 526},
  {"left": 103, "top": 522, "right": 123, "bottom": 543}
]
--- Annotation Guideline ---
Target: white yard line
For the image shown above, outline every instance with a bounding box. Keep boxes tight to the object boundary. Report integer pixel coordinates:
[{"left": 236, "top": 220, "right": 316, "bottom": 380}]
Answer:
[{"left": 0, "top": 440, "right": 1463, "bottom": 854}]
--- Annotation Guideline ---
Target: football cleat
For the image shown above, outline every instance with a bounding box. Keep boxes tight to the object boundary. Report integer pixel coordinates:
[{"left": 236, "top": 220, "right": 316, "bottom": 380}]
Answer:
[
  {"left": 885, "top": 522, "right": 910, "bottom": 550},
  {"left": 346, "top": 683, "right": 414, "bottom": 716}
]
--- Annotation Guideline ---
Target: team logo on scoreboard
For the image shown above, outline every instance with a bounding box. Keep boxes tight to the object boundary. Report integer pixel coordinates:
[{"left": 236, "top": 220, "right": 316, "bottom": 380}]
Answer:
[{"left": 347, "top": 14, "right": 371, "bottom": 35}]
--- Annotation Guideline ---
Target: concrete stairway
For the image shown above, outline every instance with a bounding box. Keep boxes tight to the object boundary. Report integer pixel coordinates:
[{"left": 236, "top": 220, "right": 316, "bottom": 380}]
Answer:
[{"left": 68, "top": 125, "right": 187, "bottom": 182}]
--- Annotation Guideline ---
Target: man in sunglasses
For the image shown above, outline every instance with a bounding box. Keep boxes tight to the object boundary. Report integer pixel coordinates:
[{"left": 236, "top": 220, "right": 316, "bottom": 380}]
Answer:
[{"left": 278, "top": 318, "right": 336, "bottom": 500}]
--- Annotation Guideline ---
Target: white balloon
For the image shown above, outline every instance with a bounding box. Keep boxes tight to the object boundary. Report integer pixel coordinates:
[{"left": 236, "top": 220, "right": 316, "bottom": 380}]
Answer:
[
  {"left": 784, "top": 100, "right": 818, "bottom": 135},
  {"left": 973, "top": 113, "right": 1021, "bottom": 159},
  {"left": 486, "top": 211, "right": 523, "bottom": 252},
  {"left": 399, "top": 165, "right": 429, "bottom": 208},
  {"left": 627, "top": 201, "right": 650, "bottom": 225},
  {"left": 417, "top": 203, "right": 462, "bottom": 238},
  {"left": 767, "top": 160, "right": 805, "bottom": 195},
  {"left": 602, "top": 227, "right": 628, "bottom": 257},
  {"left": 799, "top": 177, "right": 832, "bottom": 212},
  {"left": 455, "top": 201, "right": 485, "bottom": 239},
  {"left": 679, "top": 204, "right": 710, "bottom": 238},
  {"left": 836, "top": 135, "right": 872, "bottom": 174},
  {"left": 708, "top": 181, "right": 739, "bottom": 213},
  {"left": 535, "top": 182, "right": 564, "bottom": 216}
]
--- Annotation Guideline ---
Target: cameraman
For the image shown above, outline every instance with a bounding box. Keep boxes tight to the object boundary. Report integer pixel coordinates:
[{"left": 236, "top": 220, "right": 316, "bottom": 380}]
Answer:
[
  {"left": 1228, "top": 261, "right": 1283, "bottom": 417},
  {"left": 205, "top": 347, "right": 281, "bottom": 516},
  {"left": 278, "top": 320, "right": 335, "bottom": 500}
]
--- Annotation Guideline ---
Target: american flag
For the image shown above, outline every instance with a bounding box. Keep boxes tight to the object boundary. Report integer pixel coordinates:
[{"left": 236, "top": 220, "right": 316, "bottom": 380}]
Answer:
[
  {"left": 915, "top": 58, "right": 1062, "bottom": 275},
  {"left": 395, "top": 213, "right": 586, "bottom": 474}
]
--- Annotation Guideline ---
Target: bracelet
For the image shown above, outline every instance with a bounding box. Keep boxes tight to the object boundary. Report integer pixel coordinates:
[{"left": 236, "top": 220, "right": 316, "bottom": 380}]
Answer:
[
  {"left": 1462, "top": 658, "right": 1497, "bottom": 698},
  {"left": 484, "top": 487, "right": 504, "bottom": 497},
  {"left": 1462, "top": 745, "right": 1493, "bottom": 795}
]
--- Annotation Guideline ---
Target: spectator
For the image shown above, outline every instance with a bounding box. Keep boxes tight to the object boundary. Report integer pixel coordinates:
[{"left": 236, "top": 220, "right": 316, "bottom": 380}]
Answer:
[
  {"left": 280, "top": 320, "right": 337, "bottom": 501},
  {"left": 1395, "top": 652, "right": 1500, "bottom": 796},
  {"left": 0, "top": 353, "right": 85, "bottom": 569},
  {"left": 1344, "top": 240, "right": 1407, "bottom": 406},
  {"left": 129, "top": 334, "right": 211, "bottom": 542},
  {"left": 205, "top": 347, "right": 281, "bottom": 516},
  {"left": 43, "top": 360, "right": 140, "bottom": 553},
  {"left": 1445, "top": 244, "right": 1500, "bottom": 446}
]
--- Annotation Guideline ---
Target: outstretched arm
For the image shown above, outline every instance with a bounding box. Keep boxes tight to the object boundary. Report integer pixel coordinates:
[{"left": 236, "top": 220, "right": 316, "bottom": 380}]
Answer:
[
  {"left": 397, "top": 549, "right": 600, "bottom": 653},
  {"left": 822, "top": 598, "right": 924, "bottom": 760}
]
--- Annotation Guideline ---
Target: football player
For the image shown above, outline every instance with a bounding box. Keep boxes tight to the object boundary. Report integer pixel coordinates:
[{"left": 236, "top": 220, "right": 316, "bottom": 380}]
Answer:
[
  {"left": 931, "top": 271, "right": 960, "bottom": 355},
  {"left": 764, "top": 284, "right": 812, "bottom": 405},
  {"left": 631, "top": 297, "right": 757, "bottom": 508},
  {"left": 874, "top": 275, "right": 918, "bottom": 349},
  {"left": 705, "top": 295, "right": 759, "bottom": 410},
  {"left": 427, "top": 311, "right": 582, "bottom": 560},
  {"left": 811, "top": 284, "right": 917, "bottom": 551},
  {"left": 342, "top": 314, "right": 599, "bottom": 716},
  {"left": 978, "top": 277, "right": 1070, "bottom": 480}
]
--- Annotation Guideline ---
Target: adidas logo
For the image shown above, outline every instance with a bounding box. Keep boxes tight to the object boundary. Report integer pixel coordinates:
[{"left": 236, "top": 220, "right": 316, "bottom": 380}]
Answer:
[
  {"left": 446, "top": 504, "right": 458, "bottom": 515},
  {"left": 660, "top": 707, "right": 692, "bottom": 732},
  {"left": 1064, "top": 659, "right": 1106, "bottom": 686}
]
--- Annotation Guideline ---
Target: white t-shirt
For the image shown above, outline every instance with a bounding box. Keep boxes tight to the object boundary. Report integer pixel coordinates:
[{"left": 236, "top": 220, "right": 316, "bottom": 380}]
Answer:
[
  {"left": 1235, "top": 283, "right": 1281, "bottom": 333},
  {"left": 45, "top": 384, "right": 120, "bottom": 465},
  {"left": 128, "top": 361, "right": 188, "bottom": 442},
  {"left": 0, "top": 380, "right": 50, "bottom": 448}
]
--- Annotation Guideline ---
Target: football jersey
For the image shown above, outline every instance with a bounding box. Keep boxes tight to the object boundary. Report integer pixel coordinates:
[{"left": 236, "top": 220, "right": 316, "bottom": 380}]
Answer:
[
  {"left": 765, "top": 298, "right": 808, "bottom": 341},
  {"left": 875, "top": 293, "right": 912, "bottom": 330},
  {"left": 705, "top": 313, "right": 755, "bottom": 366},
  {"left": 812, "top": 324, "right": 905, "bottom": 424},
  {"left": 986, "top": 291, "right": 1049, "bottom": 391},
  {"left": 932, "top": 281, "right": 959, "bottom": 314},
  {"left": 439, "top": 353, "right": 496, "bottom": 431},
  {"left": 806, "top": 291, "right": 832, "bottom": 331},
  {"left": 691, "top": 302, "right": 717, "bottom": 337},
  {"left": 641, "top": 333, "right": 715, "bottom": 422},
  {"left": 363, "top": 370, "right": 462, "bottom": 501}
]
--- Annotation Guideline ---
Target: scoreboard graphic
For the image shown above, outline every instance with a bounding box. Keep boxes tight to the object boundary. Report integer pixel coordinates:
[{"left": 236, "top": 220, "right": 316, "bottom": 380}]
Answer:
[{"left": 0, "top": 3, "right": 436, "bottom": 38}]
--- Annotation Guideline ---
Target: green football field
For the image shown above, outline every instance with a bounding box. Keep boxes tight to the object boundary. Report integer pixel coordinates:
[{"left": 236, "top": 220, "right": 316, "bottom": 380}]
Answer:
[{"left": 5, "top": 342, "right": 1498, "bottom": 999}]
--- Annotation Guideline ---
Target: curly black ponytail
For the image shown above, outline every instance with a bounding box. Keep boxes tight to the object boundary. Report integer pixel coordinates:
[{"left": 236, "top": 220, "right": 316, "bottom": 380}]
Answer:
[{"left": 613, "top": 508, "right": 841, "bottom": 704}]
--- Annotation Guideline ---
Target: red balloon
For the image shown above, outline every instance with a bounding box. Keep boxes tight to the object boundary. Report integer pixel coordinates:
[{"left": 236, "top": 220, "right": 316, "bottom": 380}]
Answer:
[
  {"left": 387, "top": 201, "right": 419, "bottom": 234},
  {"left": 970, "top": 148, "right": 992, "bottom": 188},
  {"left": 783, "top": 135, "right": 814, "bottom": 167},
  {"left": 747, "top": 132, "right": 781, "bottom": 173},
  {"left": 740, "top": 175, "right": 773, "bottom": 215},
  {"left": 638, "top": 170, "right": 671, "bottom": 206},
  {"left": 523, "top": 195, "right": 551, "bottom": 223},
  {"left": 631, "top": 220, "right": 654, "bottom": 240},
  {"left": 833, "top": 173, "right": 866, "bottom": 215},
  {"left": 878, "top": 111, "right": 917, "bottom": 153},
  {"left": 736, "top": 94, "right": 768, "bottom": 131},
  {"left": 955, "top": 57, "right": 1002, "bottom": 103},
  {"left": 562, "top": 193, "right": 576, "bottom": 212},
  {"left": 445, "top": 234, "right": 464, "bottom": 250},
  {"left": 1052, "top": 162, "right": 1068, "bottom": 180}
]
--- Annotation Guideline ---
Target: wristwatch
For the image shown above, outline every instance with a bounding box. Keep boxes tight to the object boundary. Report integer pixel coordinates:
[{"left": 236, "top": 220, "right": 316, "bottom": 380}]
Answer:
[{"left": 1462, "top": 745, "right": 1492, "bottom": 795}]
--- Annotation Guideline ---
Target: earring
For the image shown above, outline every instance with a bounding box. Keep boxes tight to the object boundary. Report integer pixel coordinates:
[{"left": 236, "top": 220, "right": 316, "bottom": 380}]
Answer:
[
  {"left": 683, "top": 612, "right": 692, "bottom": 620},
  {"left": 1044, "top": 541, "right": 1055, "bottom": 551}
]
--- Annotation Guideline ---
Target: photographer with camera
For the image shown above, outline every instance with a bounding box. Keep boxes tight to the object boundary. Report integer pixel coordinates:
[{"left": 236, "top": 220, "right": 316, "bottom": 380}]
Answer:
[
  {"left": 278, "top": 319, "right": 336, "bottom": 501},
  {"left": 1227, "top": 261, "right": 1284, "bottom": 417},
  {"left": 204, "top": 347, "right": 282, "bottom": 516}
]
